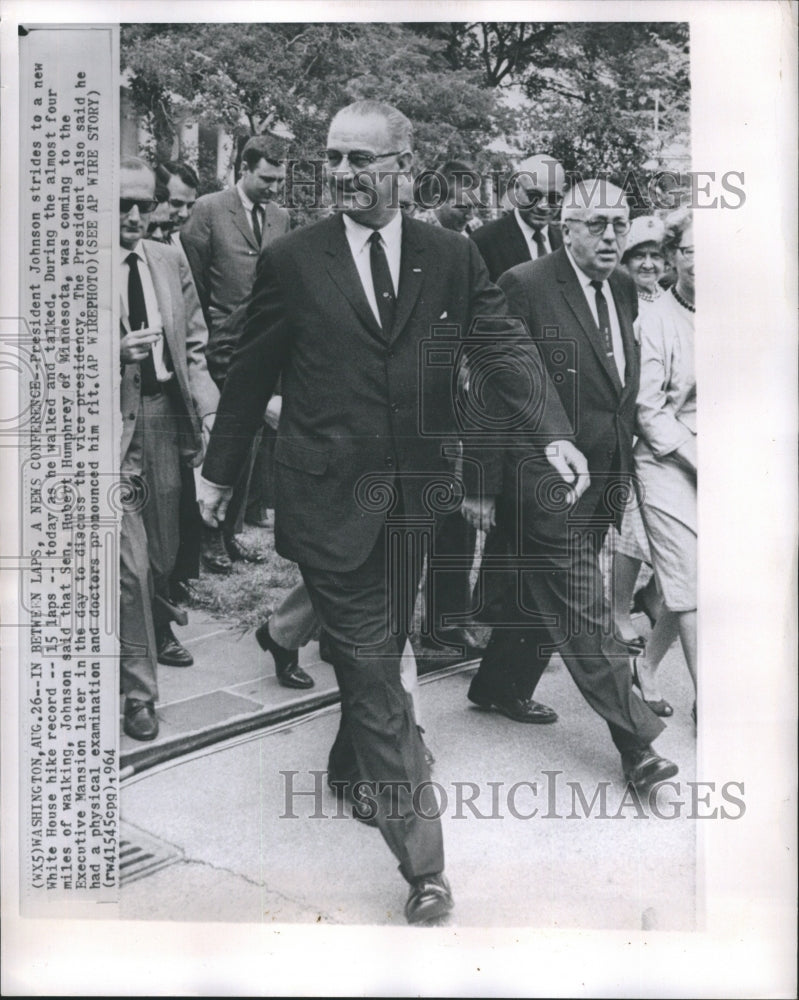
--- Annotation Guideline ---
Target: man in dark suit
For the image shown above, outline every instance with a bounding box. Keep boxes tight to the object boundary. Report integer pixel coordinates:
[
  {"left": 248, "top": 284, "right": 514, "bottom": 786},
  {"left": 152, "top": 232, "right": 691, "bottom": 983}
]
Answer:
[
  {"left": 466, "top": 179, "right": 679, "bottom": 794},
  {"left": 471, "top": 153, "right": 566, "bottom": 282},
  {"left": 118, "top": 158, "right": 219, "bottom": 740},
  {"left": 181, "top": 135, "right": 291, "bottom": 569},
  {"left": 197, "top": 100, "right": 585, "bottom": 924}
]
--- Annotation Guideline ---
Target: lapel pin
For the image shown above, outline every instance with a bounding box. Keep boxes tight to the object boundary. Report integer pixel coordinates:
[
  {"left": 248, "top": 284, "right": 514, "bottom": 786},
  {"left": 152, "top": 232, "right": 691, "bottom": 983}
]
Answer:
[
  {"left": 413, "top": 267, "right": 422, "bottom": 273},
  {"left": 439, "top": 311, "right": 448, "bottom": 319}
]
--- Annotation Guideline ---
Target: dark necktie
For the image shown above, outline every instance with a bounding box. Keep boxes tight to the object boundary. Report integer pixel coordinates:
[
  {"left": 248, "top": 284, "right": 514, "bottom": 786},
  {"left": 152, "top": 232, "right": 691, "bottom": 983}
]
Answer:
[
  {"left": 532, "top": 227, "right": 547, "bottom": 259},
  {"left": 251, "top": 204, "right": 263, "bottom": 245},
  {"left": 369, "top": 231, "right": 396, "bottom": 334},
  {"left": 590, "top": 279, "right": 616, "bottom": 364},
  {"left": 126, "top": 252, "right": 158, "bottom": 394}
]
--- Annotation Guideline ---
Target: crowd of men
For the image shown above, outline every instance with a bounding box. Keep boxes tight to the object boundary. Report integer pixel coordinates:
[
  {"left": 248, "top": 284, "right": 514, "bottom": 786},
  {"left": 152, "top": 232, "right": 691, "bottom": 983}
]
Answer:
[{"left": 119, "top": 98, "right": 691, "bottom": 925}]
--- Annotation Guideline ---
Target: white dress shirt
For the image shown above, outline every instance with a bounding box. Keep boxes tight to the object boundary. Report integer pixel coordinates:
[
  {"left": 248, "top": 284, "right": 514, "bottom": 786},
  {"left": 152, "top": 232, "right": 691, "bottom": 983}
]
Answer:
[
  {"left": 564, "top": 248, "right": 626, "bottom": 384},
  {"left": 514, "top": 207, "right": 552, "bottom": 259},
  {"left": 342, "top": 211, "right": 402, "bottom": 327},
  {"left": 236, "top": 180, "right": 263, "bottom": 239},
  {"left": 120, "top": 242, "right": 172, "bottom": 382}
]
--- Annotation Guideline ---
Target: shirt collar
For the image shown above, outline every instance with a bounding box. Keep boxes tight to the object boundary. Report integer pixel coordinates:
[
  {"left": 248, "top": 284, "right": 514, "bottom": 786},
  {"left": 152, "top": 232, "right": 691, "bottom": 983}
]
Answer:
[
  {"left": 341, "top": 210, "right": 403, "bottom": 254},
  {"left": 121, "top": 240, "right": 146, "bottom": 264},
  {"left": 514, "top": 206, "right": 547, "bottom": 241},
  {"left": 565, "top": 246, "right": 605, "bottom": 291},
  {"left": 237, "top": 179, "right": 257, "bottom": 214}
]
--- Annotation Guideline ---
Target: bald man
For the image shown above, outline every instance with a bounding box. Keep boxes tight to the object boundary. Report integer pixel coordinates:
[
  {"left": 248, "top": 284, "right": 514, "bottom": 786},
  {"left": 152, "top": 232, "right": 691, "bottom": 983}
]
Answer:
[
  {"left": 471, "top": 153, "right": 566, "bottom": 282},
  {"left": 467, "top": 179, "right": 679, "bottom": 794}
]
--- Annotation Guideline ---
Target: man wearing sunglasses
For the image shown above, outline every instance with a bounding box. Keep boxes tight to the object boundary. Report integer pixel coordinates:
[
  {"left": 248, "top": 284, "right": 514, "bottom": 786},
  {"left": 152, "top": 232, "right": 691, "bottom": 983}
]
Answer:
[
  {"left": 197, "top": 99, "right": 584, "bottom": 925},
  {"left": 471, "top": 153, "right": 567, "bottom": 282},
  {"left": 118, "top": 157, "right": 219, "bottom": 741},
  {"left": 467, "top": 178, "right": 680, "bottom": 797}
]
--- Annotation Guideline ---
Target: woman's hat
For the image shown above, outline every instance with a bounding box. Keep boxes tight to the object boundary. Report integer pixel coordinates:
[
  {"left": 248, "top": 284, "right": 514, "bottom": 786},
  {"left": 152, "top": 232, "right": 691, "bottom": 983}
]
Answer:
[{"left": 624, "top": 215, "right": 665, "bottom": 255}]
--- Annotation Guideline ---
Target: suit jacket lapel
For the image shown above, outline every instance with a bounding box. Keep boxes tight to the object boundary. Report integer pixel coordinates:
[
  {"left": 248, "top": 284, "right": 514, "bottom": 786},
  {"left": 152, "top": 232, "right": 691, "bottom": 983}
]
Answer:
[
  {"left": 508, "top": 213, "right": 533, "bottom": 267},
  {"left": 322, "top": 215, "right": 384, "bottom": 340},
  {"left": 388, "top": 218, "right": 426, "bottom": 343},
  {"left": 555, "top": 249, "right": 622, "bottom": 396},
  {"left": 142, "top": 241, "right": 191, "bottom": 401},
  {"left": 227, "top": 188, "right": 259, "bottom": 251}
]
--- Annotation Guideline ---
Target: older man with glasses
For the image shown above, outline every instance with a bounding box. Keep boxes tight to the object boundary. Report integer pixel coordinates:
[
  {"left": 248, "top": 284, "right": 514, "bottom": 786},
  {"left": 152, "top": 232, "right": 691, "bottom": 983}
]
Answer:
[
  {"left": 197, "top": 99, "right": 584, "bottom": 924},
  {"left": 471, "top": 153, "right": 567, "bottom": 282},
  {"left": 466, "top": 179, "right": 680, "bottom": 796}
]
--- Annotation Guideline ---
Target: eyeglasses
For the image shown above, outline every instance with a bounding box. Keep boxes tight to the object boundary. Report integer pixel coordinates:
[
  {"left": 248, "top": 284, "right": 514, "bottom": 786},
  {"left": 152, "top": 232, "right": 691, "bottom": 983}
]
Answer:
[
  {"left": 120, "top": 197, "right": 157, "bottom": 214},
  {"left": 677, "top": 246, "right": 695, "bottom": 258},
  {"left": 516, "top": 188, "right": 563, "bottom": 208},
  {"left": 569, "top": 217, "right": 631, "bottom": 237},
  {"left": 323, "top": 149, "right": 404, "bottom": 170}
]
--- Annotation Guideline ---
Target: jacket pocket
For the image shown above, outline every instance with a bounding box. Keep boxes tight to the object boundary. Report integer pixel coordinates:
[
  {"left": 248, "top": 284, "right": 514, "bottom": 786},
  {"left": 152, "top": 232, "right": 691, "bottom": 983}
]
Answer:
[{"left": 274, "top": 437, "right": 328, "bottom": 476}]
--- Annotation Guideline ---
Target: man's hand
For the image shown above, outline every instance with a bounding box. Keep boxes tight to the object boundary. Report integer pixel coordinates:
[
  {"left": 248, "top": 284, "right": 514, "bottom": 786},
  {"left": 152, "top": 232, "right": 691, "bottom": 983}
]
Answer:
[
  {"left": 461, "top": 496, "right": 496, "bottom": 533},
  {"left": 264, "top": 395, "right": 282, "bottom": 431},
  {"left": 545, "top": 440, "right": 590, "bottom": 502},
  {"left": 120, "top": 325, "right": 162, "bottom": 365},
  {"left": 197, "top": 475, "right": 234, "bottom": 528}
]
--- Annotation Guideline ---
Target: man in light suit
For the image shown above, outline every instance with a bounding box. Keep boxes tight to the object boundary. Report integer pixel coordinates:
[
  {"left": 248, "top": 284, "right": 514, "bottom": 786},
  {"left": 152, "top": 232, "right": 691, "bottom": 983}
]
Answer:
[
  {"left": 119, "top": 157, "right": 219, "bottom": 741},
  {"left": 197, "top": 100, "right": 585, "bottom": 924},
  {"left": 181, "top": 135, "right": 291, "bottom": 569},
  {"left": 471, "top": 153, "right": 566, "bottom": 282},
  {"left": 466, "top": 179, "right": 679, "bottom": 793}
]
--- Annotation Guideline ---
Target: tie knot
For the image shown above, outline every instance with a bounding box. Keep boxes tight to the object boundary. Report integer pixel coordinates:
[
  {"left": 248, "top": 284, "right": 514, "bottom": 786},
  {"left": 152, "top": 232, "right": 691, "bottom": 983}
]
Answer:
[
  {"left": 369, "top": 231, "right": 383, "bottom": 247},
  {"left": 590, "top": 279, "right": 604, "bottom": 293},
  {"left": 126, "top": 252, "right": 138, "bottom": 266}
]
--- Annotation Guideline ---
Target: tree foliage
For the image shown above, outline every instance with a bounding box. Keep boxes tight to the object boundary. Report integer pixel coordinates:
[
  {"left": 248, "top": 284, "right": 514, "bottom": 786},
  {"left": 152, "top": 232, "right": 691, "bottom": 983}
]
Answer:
[{"left": 122, "top": 20, "right": 690, "bottom": 199}]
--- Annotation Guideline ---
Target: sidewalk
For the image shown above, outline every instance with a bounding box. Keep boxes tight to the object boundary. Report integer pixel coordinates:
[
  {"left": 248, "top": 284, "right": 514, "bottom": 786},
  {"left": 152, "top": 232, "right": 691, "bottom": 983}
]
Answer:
[
  {"left": 119, "top": 612, "right": 342, "bottom": 777},
  {"left": 119, "top": 610, "right": 468, "bottom": 777}
]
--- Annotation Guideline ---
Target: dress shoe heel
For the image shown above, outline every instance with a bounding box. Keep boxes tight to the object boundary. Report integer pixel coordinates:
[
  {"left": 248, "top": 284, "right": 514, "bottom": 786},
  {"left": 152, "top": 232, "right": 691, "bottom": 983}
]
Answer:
[
  {"left": 156, "top": 624, "right": 194, "bottom": 667},
  {"left": 255, "top": 621, "right": 314, "bottom": 689},
  {"left": 631, "top": 659, "right": 673, "bottom": 717}
]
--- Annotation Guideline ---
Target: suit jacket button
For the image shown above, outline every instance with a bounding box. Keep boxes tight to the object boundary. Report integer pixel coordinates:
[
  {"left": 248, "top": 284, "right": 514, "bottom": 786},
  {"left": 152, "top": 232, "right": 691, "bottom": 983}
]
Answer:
[
  {"left": 129, "top": 413, "right": 136, "bottom": 421},
  {"left": 391, "top": 403, "right": 399, "bottom": 413},
  {"left": 385, "top": 456, "right": 394, "bottom": 468}
]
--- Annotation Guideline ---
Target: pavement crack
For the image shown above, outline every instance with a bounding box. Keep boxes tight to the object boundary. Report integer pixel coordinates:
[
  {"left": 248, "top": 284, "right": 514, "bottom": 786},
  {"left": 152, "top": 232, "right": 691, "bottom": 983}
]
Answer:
[{"left": 180, "top": 855, "right": 342, "bottom": 924}]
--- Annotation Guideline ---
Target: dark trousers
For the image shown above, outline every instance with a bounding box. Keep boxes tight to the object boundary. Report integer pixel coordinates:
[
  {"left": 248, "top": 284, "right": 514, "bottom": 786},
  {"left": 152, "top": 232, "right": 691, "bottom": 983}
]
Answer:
[
  {"left": 120, "top": 410, "right": 158, "bottom": 703},
  {"left": 139, "top": 393, "right": 182, "bottom": 630},
  {"left": 427, "top": 510, "right": 477, "bottom": 634},
  {"left": 211, "top": 371, "right": 261, "bottom": 540},
  {"left": 300, "top": 526, "right": 444, "bottom": 883},
  {"left": 472, "top": 493, "right": 664, "bottom": 753}
]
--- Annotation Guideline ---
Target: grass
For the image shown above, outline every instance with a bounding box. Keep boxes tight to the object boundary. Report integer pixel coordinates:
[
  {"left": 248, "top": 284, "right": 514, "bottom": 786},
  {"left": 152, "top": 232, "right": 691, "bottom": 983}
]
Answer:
[{"left": 188, "top": 524, "right": 304, "bottom": 630}]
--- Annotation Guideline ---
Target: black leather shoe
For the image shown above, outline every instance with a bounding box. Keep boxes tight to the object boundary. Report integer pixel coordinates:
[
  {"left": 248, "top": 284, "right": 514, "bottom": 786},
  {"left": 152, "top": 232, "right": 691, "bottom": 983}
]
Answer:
[
  {"left": 621, "top": 746, "right": 679, "bottom": 794},
  {"left": 123, "top": 699, "right": 159, "bottom": 741},
  {"left": 468, "top": 680, "right": 558, "bottom": 724},
  {"left": 255, "top": 621, "right": 315, "bottom": 689},
  {"left": 224, "top": 533, "right": 265, "bottom": 564},
  {"left": 328, "top": 776, "right": 378, "bottom": 827},
  {"left": 201, "top": 525, "right": 232, "bottom": 575},
  {"left": 405, "top": 873, "right": 453, "bottom": 925},
  {"left": 156, "top": 624, "right": 194, "bottom": 667}
]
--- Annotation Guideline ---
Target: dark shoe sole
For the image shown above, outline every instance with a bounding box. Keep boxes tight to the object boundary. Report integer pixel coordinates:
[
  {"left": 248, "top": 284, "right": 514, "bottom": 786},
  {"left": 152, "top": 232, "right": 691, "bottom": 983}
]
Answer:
[
  {"left": 157, "top": 653, "right": 194, "bottom": 668},
  {"left": 468, "top": 692, "right": 558, "bottom": 724},
  {"left": 277, "top": 672, "right": 315, "bottom": 690}
]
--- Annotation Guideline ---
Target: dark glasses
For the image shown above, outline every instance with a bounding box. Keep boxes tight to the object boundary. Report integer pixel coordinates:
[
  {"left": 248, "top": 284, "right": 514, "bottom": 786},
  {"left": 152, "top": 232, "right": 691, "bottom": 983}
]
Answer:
[
  {"left": 120, "top": 198, "right": 157, "bottom": 214},
  {"left": 516, "top": 188, "right": 563, "bottom": 208},
  {"left": 323, "top": 149, "right": 403, "bottom": 170}
]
